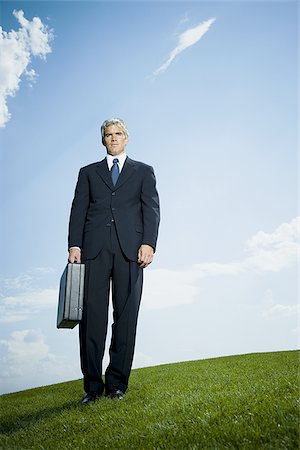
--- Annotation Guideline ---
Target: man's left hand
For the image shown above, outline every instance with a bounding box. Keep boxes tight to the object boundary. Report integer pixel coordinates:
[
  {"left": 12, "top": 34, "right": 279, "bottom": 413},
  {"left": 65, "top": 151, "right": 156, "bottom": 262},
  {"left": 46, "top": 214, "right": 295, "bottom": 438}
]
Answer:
[{"left": 138, "top": 244, "right": 154, "bottom": 268}]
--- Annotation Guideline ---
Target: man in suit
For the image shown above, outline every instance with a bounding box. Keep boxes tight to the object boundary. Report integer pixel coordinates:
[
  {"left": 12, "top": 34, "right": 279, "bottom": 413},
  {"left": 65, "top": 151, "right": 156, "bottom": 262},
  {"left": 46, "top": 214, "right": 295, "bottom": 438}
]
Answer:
[{"left": 68, "top": 118, "right": 160, "bottom": 404}]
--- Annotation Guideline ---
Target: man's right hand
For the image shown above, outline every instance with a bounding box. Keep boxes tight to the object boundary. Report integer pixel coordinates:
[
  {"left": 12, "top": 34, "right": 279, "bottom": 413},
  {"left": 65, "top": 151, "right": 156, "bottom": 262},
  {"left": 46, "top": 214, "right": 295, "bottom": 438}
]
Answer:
[{"left": 68, "top": 247, "right": 81, "bottom": 263}]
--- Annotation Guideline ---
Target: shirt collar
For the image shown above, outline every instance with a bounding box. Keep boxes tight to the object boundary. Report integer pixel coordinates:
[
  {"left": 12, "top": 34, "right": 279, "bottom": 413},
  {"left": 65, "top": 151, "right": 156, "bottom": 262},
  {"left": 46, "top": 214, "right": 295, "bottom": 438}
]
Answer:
[{"left": 106, "top": 152, "right": 127, "bottom": 167}]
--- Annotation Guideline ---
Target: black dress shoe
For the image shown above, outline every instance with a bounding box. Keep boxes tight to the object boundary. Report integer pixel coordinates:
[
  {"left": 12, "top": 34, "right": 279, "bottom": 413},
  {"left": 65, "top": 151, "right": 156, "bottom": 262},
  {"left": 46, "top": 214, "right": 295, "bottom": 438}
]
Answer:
[
  {"left": 81, "top": 391, "right": 101, "bottom": 405},
  {"left": 107, "top": 388, "right": 125, "bottom": 400}
]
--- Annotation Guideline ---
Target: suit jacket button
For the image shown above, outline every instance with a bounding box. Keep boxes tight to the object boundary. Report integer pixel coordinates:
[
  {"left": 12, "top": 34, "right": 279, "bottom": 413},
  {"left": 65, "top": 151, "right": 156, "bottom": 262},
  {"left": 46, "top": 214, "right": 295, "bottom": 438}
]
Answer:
[
  {"left": 111, "top": 219, "right": 114, "bottom": 222},
  {"left": 112, "top": 192, "right": 116, "bottom": 196},
  {"left": 112, "top": 207, "right": 115, "bottom": 211}
]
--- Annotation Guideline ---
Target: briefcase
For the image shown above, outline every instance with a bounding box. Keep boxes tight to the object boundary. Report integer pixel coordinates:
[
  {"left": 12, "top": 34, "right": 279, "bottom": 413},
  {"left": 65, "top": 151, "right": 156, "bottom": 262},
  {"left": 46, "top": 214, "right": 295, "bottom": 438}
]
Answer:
[{"left": 57, "top": 263, "right": 85, "bottom": 329}]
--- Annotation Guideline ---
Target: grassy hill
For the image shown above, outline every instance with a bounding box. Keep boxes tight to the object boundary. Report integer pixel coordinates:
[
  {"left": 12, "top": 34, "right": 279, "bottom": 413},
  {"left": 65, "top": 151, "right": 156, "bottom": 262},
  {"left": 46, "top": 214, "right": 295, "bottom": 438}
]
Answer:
[{"left": 0, "top": 350, "right": 299, "bottom": 449}]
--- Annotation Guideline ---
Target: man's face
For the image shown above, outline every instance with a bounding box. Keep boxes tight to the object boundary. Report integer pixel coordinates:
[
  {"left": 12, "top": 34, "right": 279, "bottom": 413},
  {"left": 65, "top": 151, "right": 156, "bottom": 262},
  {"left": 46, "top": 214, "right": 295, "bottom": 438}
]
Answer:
[{"left": 103, "top": 124, "right": 128, "bottom": 156}]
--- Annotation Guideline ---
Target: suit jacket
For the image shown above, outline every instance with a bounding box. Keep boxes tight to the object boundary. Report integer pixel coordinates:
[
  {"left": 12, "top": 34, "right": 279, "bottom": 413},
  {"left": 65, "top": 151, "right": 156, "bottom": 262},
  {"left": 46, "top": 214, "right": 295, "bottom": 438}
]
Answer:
[{"left": 68, "top": 157, "right": 160, "bottom": 261}]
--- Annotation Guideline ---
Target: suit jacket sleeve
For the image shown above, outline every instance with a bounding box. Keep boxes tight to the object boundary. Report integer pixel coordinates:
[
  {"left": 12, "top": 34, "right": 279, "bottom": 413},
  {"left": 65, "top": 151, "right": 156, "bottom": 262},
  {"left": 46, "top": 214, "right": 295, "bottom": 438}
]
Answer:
[
  {"left": 68, "top": 168, "right": 90, "bottom": 249},
  {"left": 141, "top": 166, "right": 160, "bottom": 251}
]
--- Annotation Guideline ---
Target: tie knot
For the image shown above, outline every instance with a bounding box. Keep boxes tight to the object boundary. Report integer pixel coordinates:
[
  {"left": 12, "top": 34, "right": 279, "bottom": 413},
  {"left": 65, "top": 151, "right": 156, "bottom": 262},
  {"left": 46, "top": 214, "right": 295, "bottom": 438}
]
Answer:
[{"left": 113, "top": 158, "right": 119, "bottom": 164}]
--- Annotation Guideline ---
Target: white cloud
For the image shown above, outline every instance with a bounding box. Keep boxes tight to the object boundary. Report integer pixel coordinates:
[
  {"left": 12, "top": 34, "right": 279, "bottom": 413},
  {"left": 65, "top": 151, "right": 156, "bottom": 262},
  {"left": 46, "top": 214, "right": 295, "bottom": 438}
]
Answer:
[
  {"left": 12, "top": 10, "right": 52, "bottom": 57},
  {"left": 0, "top": 9, "right": 53, "bottom": 127},
  {"left": 2, "top": 218, "right": 298, "bottom": 318},
  {"left": 191, "top": 262, "right": 243, "bottom": 278},
  {"left": 143, "top": 268, "right": 200, "bottom": 310},
  {"left": 2, "top": 267, "right": 55, "bottom": 291},
  {"left": 1, "top": 267, "right": 58, "bottom": 323},
  {"left": 0, "top": 288, "right": 58, "bottom": 323},
  {"left": 243, "top": 217, "right": 299, "bottom": 272},
  {"left": 192, "top": 217, "right": 299, "bottom": 276},
  {"left": 153, "top": 17, "right": 216, "bottom": 76},
  {"left": 264, "top": 303, "right": 299, "bottom": 318},
  {"left": 143, "top": 217, "right": 299, "bottom": 310},
  {"left": 0, "top": 329, "right": 50, "bottom": 376},
  {"left": 0, "top": 329, "right": 80, "bottom": 393},
  {"left": 261, "top": 288, "right": 299, "bottom": 319}
]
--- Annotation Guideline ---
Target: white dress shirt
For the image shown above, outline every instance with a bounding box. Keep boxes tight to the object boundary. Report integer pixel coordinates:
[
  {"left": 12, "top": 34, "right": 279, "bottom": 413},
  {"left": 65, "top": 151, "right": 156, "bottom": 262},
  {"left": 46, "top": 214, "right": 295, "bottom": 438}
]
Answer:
[{"left": 106, "top": 152, "right": 127, "bottom": 172}]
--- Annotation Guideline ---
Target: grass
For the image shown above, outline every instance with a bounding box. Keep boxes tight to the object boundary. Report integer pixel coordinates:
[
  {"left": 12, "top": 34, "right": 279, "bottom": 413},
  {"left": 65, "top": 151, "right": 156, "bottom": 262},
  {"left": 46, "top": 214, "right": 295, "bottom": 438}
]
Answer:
[{"left": 0, "top": 350, "right": 299, "bottom": 449}]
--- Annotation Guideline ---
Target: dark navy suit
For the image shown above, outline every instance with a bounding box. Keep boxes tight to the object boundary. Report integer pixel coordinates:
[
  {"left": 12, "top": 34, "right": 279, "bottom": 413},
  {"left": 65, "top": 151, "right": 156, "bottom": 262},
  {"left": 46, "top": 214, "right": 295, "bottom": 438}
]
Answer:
[{"left": 68, "top": 156, "right": 160, "bottom": 393}]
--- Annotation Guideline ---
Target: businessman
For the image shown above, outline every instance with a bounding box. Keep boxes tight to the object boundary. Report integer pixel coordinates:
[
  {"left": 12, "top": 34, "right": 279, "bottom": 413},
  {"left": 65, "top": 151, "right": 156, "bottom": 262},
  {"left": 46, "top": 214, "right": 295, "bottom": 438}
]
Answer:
[{"left": 68, "top": 118, "right": 160, "bottom": 404}]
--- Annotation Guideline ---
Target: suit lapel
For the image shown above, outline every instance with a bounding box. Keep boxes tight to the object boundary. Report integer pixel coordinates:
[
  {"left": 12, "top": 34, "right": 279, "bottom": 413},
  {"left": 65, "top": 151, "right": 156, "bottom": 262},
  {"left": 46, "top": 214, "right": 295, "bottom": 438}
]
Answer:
[
  {"left": 95, "top": 157, "right": 136, "bottom": 190},
  {"left": 115, "top": 157, "right": 136, "bottom": 189},
  {"left": 95, "top": 159, "right": 114, "bottom": 190}
]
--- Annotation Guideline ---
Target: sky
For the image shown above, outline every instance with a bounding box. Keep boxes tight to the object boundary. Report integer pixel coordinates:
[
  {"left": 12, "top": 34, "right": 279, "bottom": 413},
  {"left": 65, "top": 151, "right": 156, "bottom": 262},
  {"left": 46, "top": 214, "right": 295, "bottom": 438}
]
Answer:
[{"left": 0, "top": 0, "right": 298, "bottom": 395}]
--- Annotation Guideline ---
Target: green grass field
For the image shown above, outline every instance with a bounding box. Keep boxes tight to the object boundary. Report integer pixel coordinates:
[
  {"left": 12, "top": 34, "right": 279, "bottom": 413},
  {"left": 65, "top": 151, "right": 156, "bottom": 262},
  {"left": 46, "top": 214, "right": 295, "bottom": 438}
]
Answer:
[{"left": 0, "top": 350, "right": 299, "bottom": 449}]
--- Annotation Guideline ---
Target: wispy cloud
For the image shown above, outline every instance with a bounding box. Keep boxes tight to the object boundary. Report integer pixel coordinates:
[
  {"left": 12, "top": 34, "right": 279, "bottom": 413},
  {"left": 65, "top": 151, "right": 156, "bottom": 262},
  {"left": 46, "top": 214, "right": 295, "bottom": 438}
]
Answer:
[
  {"left": 179, "top": 12, "right": 189, "bottom": 26},
  {"left": 2, "top": 218, "right": 298, "bottom": 319},
  {"left": 0, "top": 9, "right": 53, "bottom": 128},
  {"left": 2, "top": 267, "right": 55, "bottom": 291},
  {"left": 0, "top": 267, "right": 58, "bottom": 323},
  {"left": 153, "top": 17, "right": 216, "bottom": 77},
  {"left": 262, "top": 289, "right": 299, "bottom": 319},
  {"left": 143, "top": 217, "right": 299, "bottom": 310},
  {"left": 0, "top": 288, "right": 58, "bottom": 323}
]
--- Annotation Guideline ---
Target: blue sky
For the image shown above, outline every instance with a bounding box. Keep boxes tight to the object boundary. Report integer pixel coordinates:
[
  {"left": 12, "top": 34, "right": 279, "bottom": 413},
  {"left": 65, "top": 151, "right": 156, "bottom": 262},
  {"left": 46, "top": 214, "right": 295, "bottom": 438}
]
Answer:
[{"left": 0, "top": 0, "right": 298, "bottom": 394}]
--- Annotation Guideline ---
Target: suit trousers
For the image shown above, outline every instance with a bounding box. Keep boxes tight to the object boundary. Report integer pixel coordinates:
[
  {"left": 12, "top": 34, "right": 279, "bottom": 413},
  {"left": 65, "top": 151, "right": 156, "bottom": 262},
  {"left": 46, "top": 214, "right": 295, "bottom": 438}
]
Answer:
[{"left": 79, "top": 223, "right": 143, "bottom": 394}]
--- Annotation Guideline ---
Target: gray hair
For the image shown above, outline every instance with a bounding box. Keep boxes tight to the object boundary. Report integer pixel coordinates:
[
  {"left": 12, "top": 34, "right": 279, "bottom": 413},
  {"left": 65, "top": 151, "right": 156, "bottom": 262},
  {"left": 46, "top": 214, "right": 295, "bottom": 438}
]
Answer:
[{"left": 101, "top": 118, "right": 129, "bottom": 144}]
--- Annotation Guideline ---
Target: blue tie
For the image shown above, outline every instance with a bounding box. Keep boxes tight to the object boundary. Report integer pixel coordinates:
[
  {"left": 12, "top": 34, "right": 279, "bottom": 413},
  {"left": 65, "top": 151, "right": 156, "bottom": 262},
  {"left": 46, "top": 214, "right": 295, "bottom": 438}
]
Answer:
[{"left": 111, "top": 158, "right": 120, "bottom": 185}]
